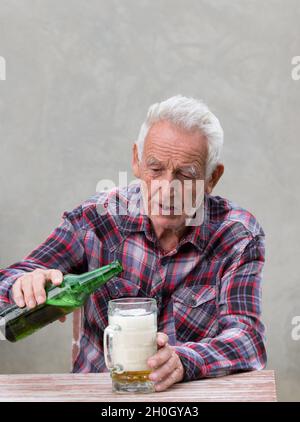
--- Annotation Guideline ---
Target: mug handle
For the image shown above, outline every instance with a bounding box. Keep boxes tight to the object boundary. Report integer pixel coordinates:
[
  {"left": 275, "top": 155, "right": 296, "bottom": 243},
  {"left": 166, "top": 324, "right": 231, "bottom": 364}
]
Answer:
[{"left": 103, "top": 324, "right": 123, "bottom": 373}]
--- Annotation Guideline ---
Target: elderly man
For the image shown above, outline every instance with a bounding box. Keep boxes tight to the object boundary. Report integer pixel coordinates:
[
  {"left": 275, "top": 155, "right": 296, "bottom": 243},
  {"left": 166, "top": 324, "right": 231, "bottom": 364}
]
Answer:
[{"left": 0, "top": 95, "right": 266, "bottom": 392}]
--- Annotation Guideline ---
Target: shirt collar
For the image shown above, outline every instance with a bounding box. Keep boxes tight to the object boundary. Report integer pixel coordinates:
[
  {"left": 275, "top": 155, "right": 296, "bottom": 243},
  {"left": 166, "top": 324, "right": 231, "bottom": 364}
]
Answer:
[{"left": 114, "top": 182, "right": 210, "bottom": 253}]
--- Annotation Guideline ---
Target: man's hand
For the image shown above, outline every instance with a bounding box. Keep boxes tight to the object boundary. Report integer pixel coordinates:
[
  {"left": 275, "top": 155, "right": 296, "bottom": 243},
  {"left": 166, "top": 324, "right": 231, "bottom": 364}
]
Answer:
[
  {"left": 147, "top": 332, "right": 185, "bottom": 392},
  {"left": 12, "top": 269, "right": 66, "bottom": 322}
]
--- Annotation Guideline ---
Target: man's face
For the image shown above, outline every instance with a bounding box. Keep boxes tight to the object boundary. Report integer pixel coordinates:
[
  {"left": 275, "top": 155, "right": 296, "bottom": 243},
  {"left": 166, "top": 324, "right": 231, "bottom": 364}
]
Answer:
[{"left": 133, "top": 120, "right": 208, "bottom": 232}]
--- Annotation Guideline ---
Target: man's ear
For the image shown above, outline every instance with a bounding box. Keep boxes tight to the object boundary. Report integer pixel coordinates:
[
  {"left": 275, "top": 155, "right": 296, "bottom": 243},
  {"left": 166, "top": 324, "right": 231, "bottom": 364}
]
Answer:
[
  {"left": 205, "top": 163, "right": 224, "bottom": 194},
  {"left": 132, "top": 143, "right": 141, "bottom": 178}
]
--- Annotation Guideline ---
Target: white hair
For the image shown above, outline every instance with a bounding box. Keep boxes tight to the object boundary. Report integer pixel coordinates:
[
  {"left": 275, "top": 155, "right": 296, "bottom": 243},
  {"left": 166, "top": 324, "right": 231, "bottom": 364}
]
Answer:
[{"left": 136, "top": 95, "right": 224, "bottom": 179}]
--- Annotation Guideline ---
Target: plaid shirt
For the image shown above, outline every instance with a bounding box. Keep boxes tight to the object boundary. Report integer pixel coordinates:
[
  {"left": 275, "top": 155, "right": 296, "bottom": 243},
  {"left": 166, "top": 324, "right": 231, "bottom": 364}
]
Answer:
[{"left": 0, "top": 182, "right": 267, "bottom": 380}]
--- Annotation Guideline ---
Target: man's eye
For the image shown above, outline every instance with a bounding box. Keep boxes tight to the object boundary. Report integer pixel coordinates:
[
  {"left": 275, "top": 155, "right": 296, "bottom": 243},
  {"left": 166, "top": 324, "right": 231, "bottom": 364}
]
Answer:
[
  {"left": 179, "top": 172, "right": 191, "bottom": 179},
  {"left": 151, "top": 168, "right": 161, "bottom": 172}
]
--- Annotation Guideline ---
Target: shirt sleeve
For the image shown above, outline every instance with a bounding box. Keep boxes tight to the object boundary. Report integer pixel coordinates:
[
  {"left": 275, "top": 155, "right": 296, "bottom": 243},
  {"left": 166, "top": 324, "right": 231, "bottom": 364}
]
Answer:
[
  {"left": 0, "top": 209, "right": 86, "bottom": 305},
  {"left": 174, "top": 234, "right": 267, "bottom": 381}
]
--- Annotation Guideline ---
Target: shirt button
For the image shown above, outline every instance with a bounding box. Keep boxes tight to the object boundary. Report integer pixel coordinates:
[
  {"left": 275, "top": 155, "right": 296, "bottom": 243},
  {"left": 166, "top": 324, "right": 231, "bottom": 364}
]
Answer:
[
  {"left": 190, "top": 295, "right": 197, "bottom": 306},
  {"left": 111, "top": 285, "right": 119, "bottom": 296}
]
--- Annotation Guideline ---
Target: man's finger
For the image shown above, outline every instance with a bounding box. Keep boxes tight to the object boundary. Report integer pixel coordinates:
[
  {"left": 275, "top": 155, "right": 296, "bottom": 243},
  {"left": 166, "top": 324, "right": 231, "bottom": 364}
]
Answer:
[
  {"left": 12, "top": 279, "right": 25, "bottom": 308},
  {"left": 149, "top": 352, "right": 177, "bottom": 382},
  {"left": 148, "top": 344, "right": 172, "bottom": 369},
  {"left": 21, "top": 276, "right": 36, "bottom": 309},
  {"left": 45, "top": 269, "right": 63, "bottom": 286},
  {"left": 154, "top": 366, "right": 183, "bottom": 392},
  {"left": 32, "top": 272, "right": 47, "bottom": 305},
  {"left": 157, "top": 332, "right": 169, "bottom": 348}
]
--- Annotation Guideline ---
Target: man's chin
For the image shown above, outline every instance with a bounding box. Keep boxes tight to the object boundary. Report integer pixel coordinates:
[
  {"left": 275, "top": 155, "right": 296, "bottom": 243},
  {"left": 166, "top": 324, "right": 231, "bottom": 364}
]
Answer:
[{"left": 150, "top": 213, "right": 186, "bottom": 229}]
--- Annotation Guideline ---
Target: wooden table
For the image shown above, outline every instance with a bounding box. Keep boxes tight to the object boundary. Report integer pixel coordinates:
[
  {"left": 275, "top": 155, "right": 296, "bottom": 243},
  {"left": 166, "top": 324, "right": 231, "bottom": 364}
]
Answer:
[{"left": 0, "top": 370, "right": 277, "bottom": 402}]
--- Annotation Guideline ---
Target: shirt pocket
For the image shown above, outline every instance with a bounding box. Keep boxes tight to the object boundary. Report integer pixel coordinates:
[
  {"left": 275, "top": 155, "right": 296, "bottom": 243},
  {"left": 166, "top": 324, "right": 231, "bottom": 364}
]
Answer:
[
  {"left": 172, "top": 285, "right": 218, "bottom": 342},
  {"left": 105, "top": 276, "right": 141, "bottom": 299}
]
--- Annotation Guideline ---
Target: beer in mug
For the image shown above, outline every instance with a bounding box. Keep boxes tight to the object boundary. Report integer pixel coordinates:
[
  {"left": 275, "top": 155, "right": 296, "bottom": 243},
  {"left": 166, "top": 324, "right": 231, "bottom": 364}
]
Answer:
[{"left": 104, "top": 297, "right": 157, "bottom": 393}]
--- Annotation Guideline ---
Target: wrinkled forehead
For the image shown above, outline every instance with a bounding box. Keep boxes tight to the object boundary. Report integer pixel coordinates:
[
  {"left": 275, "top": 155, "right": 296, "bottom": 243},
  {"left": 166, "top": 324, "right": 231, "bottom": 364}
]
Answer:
[{"left": 142, "top": 120, "right": 208, "bottom": 165}]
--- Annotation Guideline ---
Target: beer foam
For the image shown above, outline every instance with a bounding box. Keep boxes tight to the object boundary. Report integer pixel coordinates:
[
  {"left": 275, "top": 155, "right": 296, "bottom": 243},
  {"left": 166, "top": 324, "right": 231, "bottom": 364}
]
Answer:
[
  {"left": 109, "top": 308, "right": 157, "bottom": 371},
  {"left": 115, "top": 307, "right": 149, "bottom": 317}
]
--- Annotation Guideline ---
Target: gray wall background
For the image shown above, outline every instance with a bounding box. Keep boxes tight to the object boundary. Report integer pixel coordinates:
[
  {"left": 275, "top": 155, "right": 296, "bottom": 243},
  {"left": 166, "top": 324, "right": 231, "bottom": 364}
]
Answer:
[{"left": 0, "top": 0, "right": 299, "bottom": 401}]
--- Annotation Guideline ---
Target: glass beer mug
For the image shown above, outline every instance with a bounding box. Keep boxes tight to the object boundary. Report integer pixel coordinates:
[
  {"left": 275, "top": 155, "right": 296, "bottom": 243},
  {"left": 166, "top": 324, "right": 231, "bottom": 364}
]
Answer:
[{"left": 104, "top": 298, "right": 157, "bottom": 394}]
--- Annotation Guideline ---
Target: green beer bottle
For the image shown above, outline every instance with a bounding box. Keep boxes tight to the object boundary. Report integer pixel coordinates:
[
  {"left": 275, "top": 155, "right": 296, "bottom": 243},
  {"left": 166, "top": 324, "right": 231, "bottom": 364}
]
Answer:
[{"left": 0, "top": 260, "right": 123, "bottom": 342}]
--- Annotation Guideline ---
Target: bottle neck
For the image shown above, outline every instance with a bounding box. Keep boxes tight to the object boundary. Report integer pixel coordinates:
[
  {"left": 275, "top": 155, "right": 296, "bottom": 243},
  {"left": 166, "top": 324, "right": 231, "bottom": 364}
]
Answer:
[{"left": 76, "top": 260, "right": 123, "bottom": 294}]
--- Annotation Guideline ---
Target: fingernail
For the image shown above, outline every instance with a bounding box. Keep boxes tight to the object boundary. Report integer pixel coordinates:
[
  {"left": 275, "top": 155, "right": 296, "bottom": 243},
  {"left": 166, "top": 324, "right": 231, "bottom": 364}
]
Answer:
[
  {"left": 149, "top": 360, "right": 156, "bottom": 368},
  {"left": 17, "top": 300, "right": 25, "bottom": 308},
  {"left": 37, "top": 296, "right": 44, "bottom": 304},
  {"left": 28, "top": 300, "right": 35, "bottom": 308},
  {"left": 150, "top": 373, "right": 157, "bottom": 381}
]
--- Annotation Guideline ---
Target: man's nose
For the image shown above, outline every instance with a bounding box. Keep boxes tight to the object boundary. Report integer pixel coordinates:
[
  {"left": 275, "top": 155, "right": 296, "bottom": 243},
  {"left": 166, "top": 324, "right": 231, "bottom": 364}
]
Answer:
[
  {"left": 160, "top": 172, "right": 182, "bottom": 202},
  {"left": 162, "top": 170, "right": 176, "bottom": 183}
]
